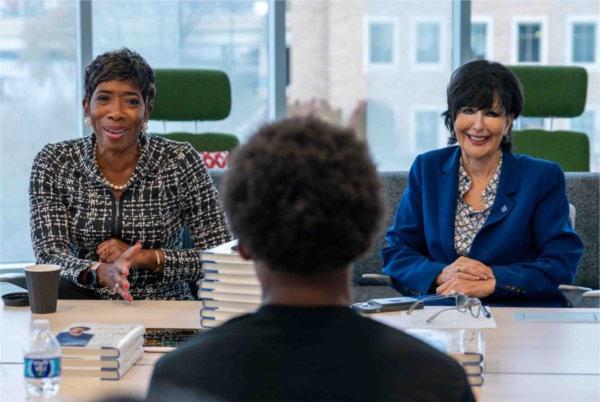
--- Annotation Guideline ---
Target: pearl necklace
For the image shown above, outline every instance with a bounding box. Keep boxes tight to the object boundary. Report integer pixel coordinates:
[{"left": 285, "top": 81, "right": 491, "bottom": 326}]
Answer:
[{"left": 93, "top": 143, "right": 139, "bottom": 191}]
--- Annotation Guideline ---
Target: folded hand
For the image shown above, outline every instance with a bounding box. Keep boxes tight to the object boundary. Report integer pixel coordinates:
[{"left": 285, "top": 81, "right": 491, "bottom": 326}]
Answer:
[
  {"left": 435, "top": 256, "right": 494, "bottom": 285},
  {"left": 96, "top": 242, "right": 142, "bottom": 302}
]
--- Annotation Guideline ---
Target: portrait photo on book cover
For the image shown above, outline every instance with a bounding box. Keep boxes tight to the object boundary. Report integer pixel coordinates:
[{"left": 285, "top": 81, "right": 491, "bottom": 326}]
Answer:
[{"left": 57, "top": 325, "right": 94, "bottom": 346}]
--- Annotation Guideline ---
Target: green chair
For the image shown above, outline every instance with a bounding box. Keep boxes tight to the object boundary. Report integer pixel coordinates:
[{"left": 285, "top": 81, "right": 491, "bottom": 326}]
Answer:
[
  {"left": 150, "top": 69, "right": 239, "bottom": 152},
  {"left": 509, "top": 66, "right": 590, "bottom": 172}
]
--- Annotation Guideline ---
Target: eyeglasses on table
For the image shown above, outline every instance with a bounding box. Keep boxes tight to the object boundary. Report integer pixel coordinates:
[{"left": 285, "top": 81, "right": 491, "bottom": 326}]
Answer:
[{"left": 406, "top": 293, "right": 491, "bottom": 323}]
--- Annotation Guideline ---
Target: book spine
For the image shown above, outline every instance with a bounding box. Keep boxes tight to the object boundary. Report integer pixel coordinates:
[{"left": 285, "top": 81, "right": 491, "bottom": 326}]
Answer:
[{"left": 102, "top": 347, "right": 144, "bottom": 381}]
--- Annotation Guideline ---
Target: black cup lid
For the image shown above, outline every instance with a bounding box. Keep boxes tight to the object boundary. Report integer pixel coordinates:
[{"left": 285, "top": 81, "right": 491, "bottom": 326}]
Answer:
[{"left": 2, "top": 292, "right": 30, "bottom": 307}]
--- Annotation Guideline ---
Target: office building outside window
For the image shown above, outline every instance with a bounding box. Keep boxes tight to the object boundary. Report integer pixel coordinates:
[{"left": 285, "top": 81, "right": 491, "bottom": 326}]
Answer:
[
  {"left": 572, "top": 22, "right": 596, "bottom": 63},
  {"left": 518, "top": 23, "right": 542, "bottom": 62},
  {"left": 416, "top": 22, "right": 441, "bottom": 64}
]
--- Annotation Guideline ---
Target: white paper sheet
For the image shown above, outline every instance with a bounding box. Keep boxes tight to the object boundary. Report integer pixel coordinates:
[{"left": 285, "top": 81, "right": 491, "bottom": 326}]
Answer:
[{"left": 370, "top": 306, "right": 497, "bottom": 330}]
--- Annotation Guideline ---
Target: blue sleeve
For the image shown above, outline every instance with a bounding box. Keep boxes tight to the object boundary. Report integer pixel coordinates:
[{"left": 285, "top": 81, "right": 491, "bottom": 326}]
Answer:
[
  {"left": 381, "top": 155, "right": 446, "bottom": 296},
  {"left": 491, "top": 163, "right": 583, "bottom": 301}
]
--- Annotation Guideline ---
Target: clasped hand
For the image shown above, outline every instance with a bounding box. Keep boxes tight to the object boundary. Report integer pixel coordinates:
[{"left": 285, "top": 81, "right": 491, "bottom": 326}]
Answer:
[
  {"left": 435, "top": 256, "right": 496, "bottom": 299},
  {"left": 95, "top": 241, "right": 142, "bottom": 302}
]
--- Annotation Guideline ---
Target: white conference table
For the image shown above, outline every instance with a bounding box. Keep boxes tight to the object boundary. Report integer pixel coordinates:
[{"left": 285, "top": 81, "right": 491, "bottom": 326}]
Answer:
[{"left": 1, "top": 300, "right": 599, "bottom": 402}]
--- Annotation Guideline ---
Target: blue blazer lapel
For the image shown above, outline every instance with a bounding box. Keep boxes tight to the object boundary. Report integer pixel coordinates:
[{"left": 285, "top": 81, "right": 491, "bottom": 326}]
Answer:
[
  {"left": 482, "top": 151, "right": 519, "bottom": 229},
  {"left": 438, "top": 147, "right": 460, "bottom": 261}
]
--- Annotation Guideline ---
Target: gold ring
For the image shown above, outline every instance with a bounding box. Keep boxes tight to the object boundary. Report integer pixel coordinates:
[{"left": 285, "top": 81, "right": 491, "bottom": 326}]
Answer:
[{"left": 104, "top": 247, "right": 109, "bottom": 254}]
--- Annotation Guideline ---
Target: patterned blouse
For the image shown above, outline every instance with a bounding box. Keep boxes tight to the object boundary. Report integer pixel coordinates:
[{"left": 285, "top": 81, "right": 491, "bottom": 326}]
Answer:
[
  {"left": 29, "top": 133, "right": 232, "bottom": 300},
  {"left": 454, "top": 154, "right": 502, "bottom": 256}
]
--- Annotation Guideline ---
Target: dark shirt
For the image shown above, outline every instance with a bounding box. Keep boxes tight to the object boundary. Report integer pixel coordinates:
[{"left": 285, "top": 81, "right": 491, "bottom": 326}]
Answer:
[{"left": 150, "top": 305, "right": 475, "bottom": 402}]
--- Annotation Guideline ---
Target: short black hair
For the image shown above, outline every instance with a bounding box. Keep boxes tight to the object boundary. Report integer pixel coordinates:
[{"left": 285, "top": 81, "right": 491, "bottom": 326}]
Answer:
[
  {"left": 223, "top": 117, "right": 383, "bottom": 275},
  {"left": 84, "top": 48, "right": 155, "bottom": 106},
  {"left": 442, "top": 59, "right": 523, "bottom": 152}
]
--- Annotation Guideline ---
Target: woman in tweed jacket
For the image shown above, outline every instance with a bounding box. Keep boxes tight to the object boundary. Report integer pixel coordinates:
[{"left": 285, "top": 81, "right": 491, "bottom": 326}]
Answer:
[{"left": 29, "top": 49, "right": 231, "bottom": 300}]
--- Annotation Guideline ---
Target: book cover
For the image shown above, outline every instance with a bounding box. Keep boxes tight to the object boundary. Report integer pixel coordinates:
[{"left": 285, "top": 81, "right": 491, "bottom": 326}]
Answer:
[
  {"left": 201, "top": 298, "right": 261, "bottom": 312},
  {"left": 203, "top": 272, "right": 260, "bottom": 285},
  {"left": 199, "top": 280, "right": 261, "bottom": 295},
  {"left": 198, "top": 289, "right": 262, "bottom": 304},
  {"left": 202, "top": 261, "right": 255, "bottom": 273},
  {"left": 62, "top": 338, "right": 144, "bottom": 368},
  {"left": 200, "top": 307, "right": 247, "bottom": 322},
  {"left": 62, "top": 346, "right": 143, "bottom": 380},
  {"left": 200, "top": 240, "right": 249, "bottom": 264},
  {"left": 57, "top": 323, "right": 145, "bottom": 358}
]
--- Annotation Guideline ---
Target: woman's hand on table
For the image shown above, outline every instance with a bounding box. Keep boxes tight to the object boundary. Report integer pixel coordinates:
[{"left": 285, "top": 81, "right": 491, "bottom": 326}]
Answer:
[
  {"left": 435, "top": 256, "right": 495, "bottom": 285},
  {"left": 436, "top": 276, "right": 496, "bottom": 299},
  {"left": 96, "top": 242, "right": 141, "bottom": 302}
]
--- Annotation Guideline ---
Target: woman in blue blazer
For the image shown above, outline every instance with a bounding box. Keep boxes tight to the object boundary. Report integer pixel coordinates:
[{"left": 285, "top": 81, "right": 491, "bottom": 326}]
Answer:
[{"left": 382, "top": 60, "right": 583, "bottom": 307}]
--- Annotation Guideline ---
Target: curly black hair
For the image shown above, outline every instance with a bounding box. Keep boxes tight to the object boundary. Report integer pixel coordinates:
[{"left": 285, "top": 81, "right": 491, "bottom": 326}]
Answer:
[
  {"left": 222, "top": 117, "right": 384, "bottom": 275},
  {"left": 84, "top": 48, "right": 155, "bottom": 106},
  {"left": 442, "top": 59, "right": 523, "bottom": 152}
]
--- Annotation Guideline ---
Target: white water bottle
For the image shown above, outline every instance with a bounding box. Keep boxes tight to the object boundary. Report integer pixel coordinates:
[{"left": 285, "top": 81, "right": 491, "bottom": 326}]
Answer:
[{"left": 24, "top": 319, "right": 61, "bottom": 398}]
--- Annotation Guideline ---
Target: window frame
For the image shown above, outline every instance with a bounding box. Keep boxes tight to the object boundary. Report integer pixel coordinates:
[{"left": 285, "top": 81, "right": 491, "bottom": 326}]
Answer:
[
  {"left": 512, "top": 16, "right": 548, "bottom": 64},
  {"left": 567, "top": 16, "right": 599, "bottom": 67},
  {"left": 410, "top": 17, "right": 446, "bottom": 70},
  {"left": 363, "top": 16, "right": 399, "bottom": 72}
]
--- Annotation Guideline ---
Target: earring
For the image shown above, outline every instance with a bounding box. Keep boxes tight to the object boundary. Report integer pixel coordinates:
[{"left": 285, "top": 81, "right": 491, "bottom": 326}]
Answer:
[
  {"left": 84, "top": 117, "right": 91, "bottom": 127},
  {"left": 142, "top": 121, "right": 148, "bottom": 134}
]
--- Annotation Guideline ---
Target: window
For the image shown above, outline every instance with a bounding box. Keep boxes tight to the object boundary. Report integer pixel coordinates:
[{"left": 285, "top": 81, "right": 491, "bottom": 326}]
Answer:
[
  {"left": 471, "top": 22, "right": 487, "bottom": 60},
  {"left": 0, "top": 1, "right": 79, "bottom": 266},
  {"left": 572, "top": 22, "right": 596, "bottom": 63},
  {"left": 92, "top": 1, "right": 269, "bottom": 142},
  {"left": 517, "top": 23, "right": 542, "bottom": 62},
  {"left": 414, "top": 111, "right": 441, "bottom": 152},
  {"left": 367, "top": 20, "right": 395, "bottom": 64},
  {"left": 571, "top": 111, "right": 597, "bottom": 147},
  {"left": 416, "top": 21, "right": 441, "bottom": 64}
]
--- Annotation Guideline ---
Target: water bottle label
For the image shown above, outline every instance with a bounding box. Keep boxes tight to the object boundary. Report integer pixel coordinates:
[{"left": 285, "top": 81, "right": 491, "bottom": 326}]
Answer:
[{"left": 24, "top": 357, "right": 61, "bottom": 378}]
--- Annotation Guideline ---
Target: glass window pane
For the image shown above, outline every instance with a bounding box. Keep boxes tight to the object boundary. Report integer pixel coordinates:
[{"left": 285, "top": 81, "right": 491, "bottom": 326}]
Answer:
[
  {"left": 573, "top": 23, "right": 596, "bottom": 63},
  {"left": 416, "top": 22, "right": 440, "bottom": 63},
  {"left": 369, "top": 22, "right": 394, "bottom": 64},
  {"left": 92, "top": 0, "right": 269, "bottom": 142},
  {"left": 518, "top": 23, "right": 541, "bottom": 62},
  {"left": 471, "top": 23, "right": 487, "bottom": 60},
  {"left": 0, "top": 1, "right": 79, "bottom": 264}
]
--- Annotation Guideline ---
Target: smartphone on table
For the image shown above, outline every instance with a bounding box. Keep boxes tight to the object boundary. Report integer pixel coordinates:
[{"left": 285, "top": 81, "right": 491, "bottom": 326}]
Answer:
[{"left": 351, "top": 297, "right": 422, "bottom": 314}]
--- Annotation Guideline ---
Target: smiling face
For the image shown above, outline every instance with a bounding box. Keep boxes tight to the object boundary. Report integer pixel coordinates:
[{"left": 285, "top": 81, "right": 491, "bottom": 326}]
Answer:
[
  {"left": 453, "top": 99, "right": 513, "bottom": 164},
  {"left": 83, "top": 79, "right": 151, "bottom": 153}
]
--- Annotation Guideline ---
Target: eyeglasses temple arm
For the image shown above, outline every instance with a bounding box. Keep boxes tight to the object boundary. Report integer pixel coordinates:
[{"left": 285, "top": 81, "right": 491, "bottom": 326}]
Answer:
[{"left": 407, "top": 294, "right": 455, "bottom": 315}]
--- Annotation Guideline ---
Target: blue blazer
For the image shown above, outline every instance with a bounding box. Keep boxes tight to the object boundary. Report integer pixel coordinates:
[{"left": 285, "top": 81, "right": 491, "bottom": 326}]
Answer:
[{"left": 382, "top": 146, "right": 583, "bottom": 307}]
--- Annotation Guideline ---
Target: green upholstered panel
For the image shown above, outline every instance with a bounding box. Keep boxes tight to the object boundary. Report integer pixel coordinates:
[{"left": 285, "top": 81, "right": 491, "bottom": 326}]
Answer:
[
  {"left": 512, "top": 129, "right": 590, "bottom": 172},
  {"left": 151, "top": 69, "right": 231, "bottom": 121},
  {"left": 508, "top": 66, "right": 587, "bottom": 118},
  {"left": 155, "top": 132, "right": 239, "bottom": 152}
]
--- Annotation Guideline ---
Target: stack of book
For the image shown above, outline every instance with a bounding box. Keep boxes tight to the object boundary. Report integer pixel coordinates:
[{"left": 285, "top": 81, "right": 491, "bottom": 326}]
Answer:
[
  {"left": 405, "top": 328, "right": 485, "bottom": 387},
  {"left": 199, "top": 240, "right": 261, "bottom": 328},
  {"left": 57, "top": 323, "right": 144, "bottom": 380}
]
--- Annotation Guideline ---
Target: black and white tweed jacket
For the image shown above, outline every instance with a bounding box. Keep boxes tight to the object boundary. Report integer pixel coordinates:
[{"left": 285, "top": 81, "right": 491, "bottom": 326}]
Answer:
[{"left": 29, "top": 133, "right": 232, "bottom": 300}]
